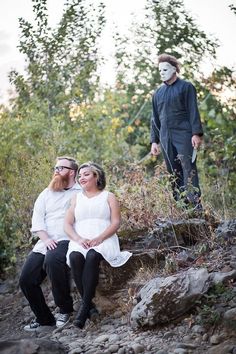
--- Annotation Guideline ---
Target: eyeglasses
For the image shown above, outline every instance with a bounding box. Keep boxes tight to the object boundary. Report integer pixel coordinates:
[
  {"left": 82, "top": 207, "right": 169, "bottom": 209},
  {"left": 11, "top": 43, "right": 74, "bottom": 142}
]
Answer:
[{"left": 53, "top": 166, "right": 76, "bottom": 172}]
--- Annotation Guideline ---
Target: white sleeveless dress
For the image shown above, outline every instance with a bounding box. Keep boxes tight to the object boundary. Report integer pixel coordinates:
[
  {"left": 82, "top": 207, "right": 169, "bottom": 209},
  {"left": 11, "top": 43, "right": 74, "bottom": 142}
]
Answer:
[{"left": 66, "top": 190, "right": 132, "bottom": 267}]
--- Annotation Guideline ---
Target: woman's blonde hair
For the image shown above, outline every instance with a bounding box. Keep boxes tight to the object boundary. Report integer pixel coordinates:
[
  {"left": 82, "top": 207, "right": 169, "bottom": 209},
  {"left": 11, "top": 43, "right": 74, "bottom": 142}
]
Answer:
[{"left": 78, "top": 161, "right": 106, "bottom": 190}]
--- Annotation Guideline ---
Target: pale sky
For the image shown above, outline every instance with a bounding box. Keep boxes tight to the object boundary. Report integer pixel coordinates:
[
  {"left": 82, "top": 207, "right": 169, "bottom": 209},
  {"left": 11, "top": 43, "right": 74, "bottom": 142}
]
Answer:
[{"left": 0, "top": 0, "right": 235, "bottom": 103}]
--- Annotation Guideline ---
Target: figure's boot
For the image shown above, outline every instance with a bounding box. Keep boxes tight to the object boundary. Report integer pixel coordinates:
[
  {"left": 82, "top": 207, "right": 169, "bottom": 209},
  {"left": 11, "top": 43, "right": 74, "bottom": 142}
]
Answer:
[{"left": 74, "top": 301, "right": 90, "bottom": 329}]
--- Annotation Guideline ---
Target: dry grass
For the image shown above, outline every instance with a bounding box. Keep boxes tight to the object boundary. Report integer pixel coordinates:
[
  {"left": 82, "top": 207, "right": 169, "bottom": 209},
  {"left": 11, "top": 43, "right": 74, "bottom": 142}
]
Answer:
[{"left": 108, "top": 163, "right": 220, "bottom": 235}]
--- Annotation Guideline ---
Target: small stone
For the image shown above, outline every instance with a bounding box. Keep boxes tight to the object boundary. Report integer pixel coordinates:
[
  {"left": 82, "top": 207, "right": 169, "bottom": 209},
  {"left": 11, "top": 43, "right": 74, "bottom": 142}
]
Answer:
[
  {"left": 68, "top": 348, "right": 83, "bottom": 354},
  {"left": 173, "top": 349, "right": 188, "bottom": 354},
  {"left": 230, "top": 262, "right": 236, "bottom": 269},
  {"left": 224, "top": 308, "right": 236, "bottom": 321},
  {"left": 131, "top": 343, "right": 145, "bottom": 353},
  {"left": 86, "top": 350, "right": 105, "bottom": 354},
  {"left": 109, "top": 344, "right": 119, "bottom": 353},
  {"left": 94, "top": 334, "right": 109, "bottom": 343},
  {"left": 191, "top": 325, "right": 205, "bottom": 334},
  {"left": 108, "top": 334, "right": 121, "bottom": 342},
  {"left": 163, "top": 331, "right": 175, "bottom": 339},
  {"left": 210, "top": 334, "right": 223, "bottom": 345},
  {"left": 176, "top": 343, "right": 198, "bottom": 349},
  {"left": 100, "top": 324, "right": 114, "bottom": 331},
  {"left": 194, "top": 336, "right": 202, "bottom": 344},
  {"left": 182, "top": 335, "right": 192, "bottom": 342},
  {"left": 117, "top": 348, "right": 125, "bottom": 354},
  {"left": 113, "top": 310, "right": 123, "bottom": 318}
]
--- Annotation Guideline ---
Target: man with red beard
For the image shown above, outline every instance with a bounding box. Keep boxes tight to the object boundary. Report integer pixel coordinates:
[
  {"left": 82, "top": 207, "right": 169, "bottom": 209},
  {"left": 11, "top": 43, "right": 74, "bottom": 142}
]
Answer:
[{"left": 19, "top": 156, "right": 81, "bottom": 332}]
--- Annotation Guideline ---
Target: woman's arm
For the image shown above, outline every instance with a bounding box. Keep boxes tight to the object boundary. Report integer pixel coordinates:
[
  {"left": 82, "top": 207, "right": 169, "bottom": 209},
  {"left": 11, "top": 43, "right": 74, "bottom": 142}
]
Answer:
[
  {"left": 88, "top": 192, "right": 121, "bottom": 247},
  {"left": 64, "top": 195, "right": 90, "bottom": 248}
]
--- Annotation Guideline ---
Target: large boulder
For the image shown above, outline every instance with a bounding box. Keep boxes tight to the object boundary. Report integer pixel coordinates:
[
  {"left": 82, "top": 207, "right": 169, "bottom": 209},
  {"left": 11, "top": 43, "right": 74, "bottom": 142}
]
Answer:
[
  {"left": 0, "top": 339, "right": 66, "bottom": 354},
  {"left": 130, "top": 267, "right": 211, "bottom": 329}
]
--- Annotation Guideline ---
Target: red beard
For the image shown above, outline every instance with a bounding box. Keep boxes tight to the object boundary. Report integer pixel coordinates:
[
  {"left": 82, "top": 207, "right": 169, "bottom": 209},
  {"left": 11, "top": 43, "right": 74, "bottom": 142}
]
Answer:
[{"left": 48, "top": 173, "right": 70, "bottom": 191}]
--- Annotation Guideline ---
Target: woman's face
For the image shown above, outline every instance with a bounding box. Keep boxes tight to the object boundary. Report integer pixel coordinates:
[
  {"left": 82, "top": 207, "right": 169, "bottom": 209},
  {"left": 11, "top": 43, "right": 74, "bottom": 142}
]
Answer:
[{"left": 78, "top": 167, "right": 97, "bottom": 190}]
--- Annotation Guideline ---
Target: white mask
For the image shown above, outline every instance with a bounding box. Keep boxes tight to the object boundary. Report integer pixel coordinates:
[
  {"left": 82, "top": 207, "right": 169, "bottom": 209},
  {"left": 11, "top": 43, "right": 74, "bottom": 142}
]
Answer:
[{"left": 158, "top": 62, "right": 176, "bottom": 82}]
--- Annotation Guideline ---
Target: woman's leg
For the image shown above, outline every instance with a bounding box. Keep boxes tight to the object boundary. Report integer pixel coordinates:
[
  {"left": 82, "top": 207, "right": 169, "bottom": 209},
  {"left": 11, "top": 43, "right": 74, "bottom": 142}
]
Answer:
[
  {"left": 69, "top": 251, "right": 85, "bottom": 298},
  {"left": 74, "top": 249, "right": 103, "bottom": 328},
  {"left": 82, "top": 249, "right": 103, "bottom": 305}
]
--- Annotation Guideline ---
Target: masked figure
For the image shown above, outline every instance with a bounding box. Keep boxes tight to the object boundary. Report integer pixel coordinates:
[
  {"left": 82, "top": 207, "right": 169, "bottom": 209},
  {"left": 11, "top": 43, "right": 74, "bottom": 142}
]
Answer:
[{"left": 150, "top": 54, "right": 203, "bottom": 209}]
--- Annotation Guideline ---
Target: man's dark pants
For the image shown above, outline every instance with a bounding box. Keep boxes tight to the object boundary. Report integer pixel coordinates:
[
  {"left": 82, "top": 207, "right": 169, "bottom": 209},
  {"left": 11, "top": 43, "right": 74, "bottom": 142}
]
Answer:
[{"left": 19, "top": 240, "right": 73, "bottom": 325}]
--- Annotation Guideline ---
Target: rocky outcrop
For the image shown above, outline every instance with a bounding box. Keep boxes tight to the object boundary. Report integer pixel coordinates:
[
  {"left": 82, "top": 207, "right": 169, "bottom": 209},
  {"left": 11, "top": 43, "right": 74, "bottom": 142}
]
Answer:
[
  {"left": 98, "top": 218, "right": 218, "bottom": 294},
  {"left": 130, "top": 268, "right": 211, "bottom": 329},
  {"left": 137, "top": 218, "right": 216, "bottom": 249},
  {"left": 130, "top": 267, "right": 236, "bottom": 329},
  {"left": 97, "top": 249, "right": 165, "bottom": 294}
]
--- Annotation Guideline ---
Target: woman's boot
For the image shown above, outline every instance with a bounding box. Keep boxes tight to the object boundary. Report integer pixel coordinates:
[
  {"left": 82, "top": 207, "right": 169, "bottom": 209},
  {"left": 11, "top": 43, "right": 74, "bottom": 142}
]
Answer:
[{"left": 74, "top": 301, "right": 90, "bottom": 329}]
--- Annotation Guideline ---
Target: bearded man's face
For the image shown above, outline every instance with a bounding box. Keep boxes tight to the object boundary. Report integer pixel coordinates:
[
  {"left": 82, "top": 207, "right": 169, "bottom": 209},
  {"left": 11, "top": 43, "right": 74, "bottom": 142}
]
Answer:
[{"left": 48, "top": 172, "right": 70, "bottom": 191}]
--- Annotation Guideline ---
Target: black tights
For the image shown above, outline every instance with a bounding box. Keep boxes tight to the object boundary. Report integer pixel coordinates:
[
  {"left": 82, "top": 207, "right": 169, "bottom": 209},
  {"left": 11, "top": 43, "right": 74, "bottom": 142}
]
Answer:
[{"left": 69, "top": 249, "right": 103, "bottom": 306}]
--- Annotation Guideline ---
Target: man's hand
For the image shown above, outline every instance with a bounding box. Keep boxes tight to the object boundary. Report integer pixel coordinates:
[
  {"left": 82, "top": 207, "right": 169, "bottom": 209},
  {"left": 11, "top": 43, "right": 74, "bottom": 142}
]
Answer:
[
  {"left": 44, "top": 239, "right": 58, "bottom": 250},
  {"left": 151, "top": 142, "right": 161, "bottom": 156},
  {"left": 192, "top": 135, "right": 203, "bottom": 149}
]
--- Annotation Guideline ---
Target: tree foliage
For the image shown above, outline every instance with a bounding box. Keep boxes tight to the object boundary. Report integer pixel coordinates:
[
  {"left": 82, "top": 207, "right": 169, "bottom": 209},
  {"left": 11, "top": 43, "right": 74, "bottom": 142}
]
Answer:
[{"left": 9, "top": 0, "right": 106, "bottom": 117}]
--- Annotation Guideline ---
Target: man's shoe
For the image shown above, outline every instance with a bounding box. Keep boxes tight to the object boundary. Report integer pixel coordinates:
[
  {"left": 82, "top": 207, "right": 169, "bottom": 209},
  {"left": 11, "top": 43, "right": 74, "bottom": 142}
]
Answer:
[
  {"left": 24, "top": 320, "right": 55, "bottom": 332},
  {"left": 56, "top": 313, "right": 70, "bottom": 328}
]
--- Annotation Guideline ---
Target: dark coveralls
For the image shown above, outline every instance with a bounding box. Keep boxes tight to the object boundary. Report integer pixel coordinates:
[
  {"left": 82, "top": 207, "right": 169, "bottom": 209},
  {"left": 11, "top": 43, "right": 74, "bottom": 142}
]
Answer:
[{"left": 150, "top": 78, "right": 203, "bottom": 204}]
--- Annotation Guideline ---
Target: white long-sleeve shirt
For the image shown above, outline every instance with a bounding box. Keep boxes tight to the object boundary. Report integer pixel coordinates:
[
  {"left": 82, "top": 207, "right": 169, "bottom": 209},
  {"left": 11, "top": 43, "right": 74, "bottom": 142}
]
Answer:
[{"left": 32, "top": 183, "right": 81, "bottom": 255}]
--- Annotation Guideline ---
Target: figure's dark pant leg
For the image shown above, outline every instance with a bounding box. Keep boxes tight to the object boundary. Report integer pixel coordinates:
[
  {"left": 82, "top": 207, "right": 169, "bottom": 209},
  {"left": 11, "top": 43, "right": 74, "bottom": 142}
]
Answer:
[
  {"left": 162, "top": 142, "right": 184, "bottom": 200},
  {"left": 19, "top": 252, "right": 55, "bottom": 325},
  {"left": 44, "top": 241, "right": 73, "bottom": 314},
  {"left": 177, "top": 154, "right": 201, "bottom": 203}
]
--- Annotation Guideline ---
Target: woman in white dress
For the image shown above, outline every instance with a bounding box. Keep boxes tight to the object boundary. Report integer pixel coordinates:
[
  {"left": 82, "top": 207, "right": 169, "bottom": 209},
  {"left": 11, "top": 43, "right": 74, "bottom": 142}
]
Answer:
[{"left": 64, "top": 162, "right": 132, "bottom": 328}]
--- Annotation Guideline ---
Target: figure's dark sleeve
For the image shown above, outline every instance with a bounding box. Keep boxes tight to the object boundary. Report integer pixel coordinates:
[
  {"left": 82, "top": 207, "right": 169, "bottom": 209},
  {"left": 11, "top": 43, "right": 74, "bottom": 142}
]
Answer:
[
  {"left": 150, "top": 93, "right": 161, "bottom": 144},
  {"left": 184, "top": 83, "right": 203, "bottom": 136}
]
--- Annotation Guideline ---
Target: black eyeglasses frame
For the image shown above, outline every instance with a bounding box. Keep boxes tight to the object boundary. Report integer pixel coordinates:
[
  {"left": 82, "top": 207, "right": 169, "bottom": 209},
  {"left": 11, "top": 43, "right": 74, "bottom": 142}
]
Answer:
[{"left": 53, "top": 166, "right": 76, "bottom": 172}]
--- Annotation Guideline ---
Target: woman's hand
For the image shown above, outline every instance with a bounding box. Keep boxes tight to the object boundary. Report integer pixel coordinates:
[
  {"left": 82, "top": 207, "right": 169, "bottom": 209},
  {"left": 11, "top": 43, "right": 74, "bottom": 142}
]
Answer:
[
  {"left": 88, "top": 236, "right": 103, "bottom": 247},
  {"left": 77, "top": 237, "right": 91, "bottom": 249}
]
